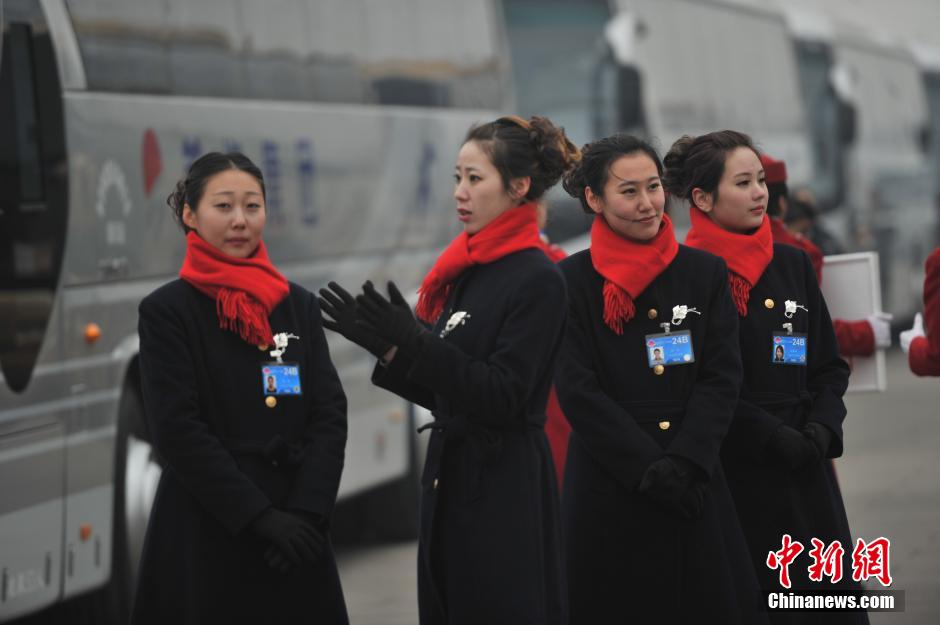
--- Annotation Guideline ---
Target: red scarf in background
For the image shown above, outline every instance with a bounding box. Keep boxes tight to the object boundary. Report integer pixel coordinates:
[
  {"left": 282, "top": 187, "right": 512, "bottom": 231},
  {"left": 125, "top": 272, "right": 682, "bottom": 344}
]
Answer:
[
  {"left": 180, "top": 231, "right": 290, "bottom": 346},
  {"left": 684, "top": 207, "right": 774, "bottom": 316},
  {"left": 416, "top": 202, "right": 542, "bottom": 324},
  {"left": 590, "top": 213, "right": 679, "bottom": 335}
]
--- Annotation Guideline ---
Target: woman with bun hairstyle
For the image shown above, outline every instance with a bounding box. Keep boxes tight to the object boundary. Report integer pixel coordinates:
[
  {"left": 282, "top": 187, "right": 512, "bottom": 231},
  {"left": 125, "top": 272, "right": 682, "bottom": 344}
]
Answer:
[
  {"left": 134, "top": 153, "right": 349, "bottom": 624},
  {"left": 320, "top": 116, "right": 578, "bottom": 625},
  {"left": 667, "top": 131, "right": 868, "bottom": 624},
  {"left": 555, "top": 135, "right": 764, "bottom": 624}
]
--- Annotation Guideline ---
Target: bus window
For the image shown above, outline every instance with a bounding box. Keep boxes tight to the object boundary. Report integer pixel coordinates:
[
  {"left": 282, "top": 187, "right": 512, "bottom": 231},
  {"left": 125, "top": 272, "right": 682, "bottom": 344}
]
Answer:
[
  {"left": 65, "top": 0, "right": 503, "bottom": 108},
  {"left": 65, "top": 1, "right": 172, "bottom": 94},
  {"left": 502, "top": 0, "right": 612, "bottom": 147},
  {"left": 794, "top": 40, "right": 847, "bottom": 211},
  {"left": 0, "top": 1, "right": 68, "bottom": 393},
  {"left": 501, "top": 0, "right": 611, "bottom": 243}
]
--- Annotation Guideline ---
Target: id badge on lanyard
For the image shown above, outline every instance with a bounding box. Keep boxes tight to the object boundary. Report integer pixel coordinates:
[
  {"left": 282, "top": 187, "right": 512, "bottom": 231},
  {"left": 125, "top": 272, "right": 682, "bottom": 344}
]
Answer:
[
  {"left": 261, "top": 363, "right": 303, "bottom": 396},
  {"left": 770, "top": 333, "right": 808, "bottom": 366},
  {"left": 644, "top": 330, "right": 695, "bottom": 368}
]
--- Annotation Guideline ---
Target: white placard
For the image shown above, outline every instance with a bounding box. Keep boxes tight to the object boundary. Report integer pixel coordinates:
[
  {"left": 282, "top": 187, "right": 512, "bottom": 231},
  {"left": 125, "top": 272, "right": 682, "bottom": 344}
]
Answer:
[{"left": 820, "top": 252, "right": 886, "bottom": 392}]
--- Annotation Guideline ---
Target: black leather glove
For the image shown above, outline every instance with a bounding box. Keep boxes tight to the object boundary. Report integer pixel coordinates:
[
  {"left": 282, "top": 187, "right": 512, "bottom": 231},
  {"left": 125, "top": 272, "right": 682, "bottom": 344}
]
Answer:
[
  {"left": 319, "top": 281, "right": 391, "bottom": 358},
  {"left": 802, "top": 422, "right": 833, "bottom": 460},
  {"left": 356, "top": 281, "right": 426, "bottom": 356},
  {"left": 767, "top": 424, "right": 820, "bottom": 471},
  {"left": 250, "top": 508, "right": 325, "bottom": 574},
  {"left": 637, "top": 456, "right": 704, "bottom": 520}
]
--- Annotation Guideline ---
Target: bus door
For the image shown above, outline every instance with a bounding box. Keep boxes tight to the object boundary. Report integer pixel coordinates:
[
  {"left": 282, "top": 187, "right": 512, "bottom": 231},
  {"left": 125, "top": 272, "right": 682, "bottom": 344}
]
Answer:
[{"left": 0, "top": 0, "right": 70, "bottom": 620}]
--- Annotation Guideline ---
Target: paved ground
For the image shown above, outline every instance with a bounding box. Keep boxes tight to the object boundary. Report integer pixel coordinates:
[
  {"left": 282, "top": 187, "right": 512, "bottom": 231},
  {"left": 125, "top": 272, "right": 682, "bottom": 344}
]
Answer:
[{"left": 336, "top": 348, "right": 939, "bottom": 624}]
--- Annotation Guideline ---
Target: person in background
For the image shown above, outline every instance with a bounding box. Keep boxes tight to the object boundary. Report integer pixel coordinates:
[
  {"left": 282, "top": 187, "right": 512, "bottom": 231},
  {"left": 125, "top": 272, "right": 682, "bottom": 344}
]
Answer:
[
  {"left": 536, "top": 199, "right": 573, "bottom": 489},
  {"left": 761, "top": 154, "right": 891, "bottom": 360},
  {"left": 901, "top": 247, "right": 940, "bottom": 375}
]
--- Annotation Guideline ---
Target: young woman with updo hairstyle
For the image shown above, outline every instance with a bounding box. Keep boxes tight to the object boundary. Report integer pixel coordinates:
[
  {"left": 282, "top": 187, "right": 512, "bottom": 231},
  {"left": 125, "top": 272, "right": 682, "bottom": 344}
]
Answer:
[
  {"left": 555, "top": 135, "right": 764, "bottom": 624},
  {"left": 667, "top": 131, "right": 869, "bottom": 625},
  {"left": 134, "top": 153, "right": 349, "bottom": 624},
  {"left": 320, "top": 116, "right": 578, "bottom": 625}
]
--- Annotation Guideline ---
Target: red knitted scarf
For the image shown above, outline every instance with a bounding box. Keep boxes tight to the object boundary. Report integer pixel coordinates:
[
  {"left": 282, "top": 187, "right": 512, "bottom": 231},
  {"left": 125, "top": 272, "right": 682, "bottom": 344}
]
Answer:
[
  {"left": 416, "top": 202, "right": 542, "bottom": 323},
  {"left": 684, "top": 207, "right": 774, "bottom": 316},
  {"left": 179, "top": 231, "right": 290, "bottom": 346},
  {"left": 590, "top": 213, "right": 679, "bottom": 335}
]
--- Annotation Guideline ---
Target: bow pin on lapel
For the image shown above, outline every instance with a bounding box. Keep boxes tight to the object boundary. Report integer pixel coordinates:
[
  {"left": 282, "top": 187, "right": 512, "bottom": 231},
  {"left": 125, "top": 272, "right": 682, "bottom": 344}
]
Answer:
[
  {"left": 671, "top": 305, "right": 701, "bottom": 326},
  {"left": 440, "top": 311, "right": 471, "bottom": 338},
  {"left": 784, "top": 300, "right": 809, "bottom": 319}
]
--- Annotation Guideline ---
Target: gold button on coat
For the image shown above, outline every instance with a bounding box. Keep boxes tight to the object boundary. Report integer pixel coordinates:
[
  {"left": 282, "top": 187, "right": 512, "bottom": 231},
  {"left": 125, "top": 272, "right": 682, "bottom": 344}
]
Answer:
[
  {"left": 764, "top": 298, "right": 775, "bottom": 309},
  {"left": 653, "top": 364, "right": 665, "bottom": 375},
  {"left": 647, "top": 308, "right": 658, "bottom": 320},
  {"left": 433, "top": 478, "right": 439, "bottom": 490},
  {"left": 265, "top": 396, "right": 277, "bottom": 408},
  {"left": 658, "top": 421, "right": 671, "bottom": 431}
]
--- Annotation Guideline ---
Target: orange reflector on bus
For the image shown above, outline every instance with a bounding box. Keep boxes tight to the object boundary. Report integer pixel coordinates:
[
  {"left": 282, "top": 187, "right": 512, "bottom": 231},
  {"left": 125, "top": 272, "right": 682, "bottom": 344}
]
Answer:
[
  {"left": 80, "top": 524, "right": 93, "bottom": 541},
  {"left": 84, "top": 323, "right": 102, "bottom": 344}
]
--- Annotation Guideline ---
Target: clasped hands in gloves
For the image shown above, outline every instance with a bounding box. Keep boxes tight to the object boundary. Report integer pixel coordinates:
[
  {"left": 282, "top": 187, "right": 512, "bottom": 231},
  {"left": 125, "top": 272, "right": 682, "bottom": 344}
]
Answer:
[
  {"left": 319, "top": 280, "right": 426, "bottom": 358},
  {"left": 638, "top": 456, "right": 708, "bottom": 520},
  {"left": 767, "top": 421, "right": 832, "bottom": 472},
  {"left": 249, "top": 508, "right": 326, "bottom": 575}
]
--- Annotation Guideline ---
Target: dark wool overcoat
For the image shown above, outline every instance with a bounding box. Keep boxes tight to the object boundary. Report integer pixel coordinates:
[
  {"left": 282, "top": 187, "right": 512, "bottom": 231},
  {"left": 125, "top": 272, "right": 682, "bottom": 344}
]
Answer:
[
  {"left": 133, "top": 280, "right": 348, "bottom": 625},
  {"left": 373, "top": 248, "right": 567, "bottom": 625},
  {"left": 720, "top": 244, "right": 869, "bottom": 625},
  {"left": 555, "top": 245, "right": 768, "bottom": 625}
]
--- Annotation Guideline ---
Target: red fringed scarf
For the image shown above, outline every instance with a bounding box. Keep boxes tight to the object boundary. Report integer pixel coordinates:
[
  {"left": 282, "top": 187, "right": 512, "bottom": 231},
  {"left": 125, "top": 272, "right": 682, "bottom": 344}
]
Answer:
[
  {"left": 590, "top": 213, "right": 679, "bottom": 335},
  {"left": 416, "top": 202, "right": 542, "bottom": 323},
  {"left": 684, "top": 207, "right": 774, "bottom": 316},
  {"left": 179, "top": 231, "right": 290, "bottom": 346}
]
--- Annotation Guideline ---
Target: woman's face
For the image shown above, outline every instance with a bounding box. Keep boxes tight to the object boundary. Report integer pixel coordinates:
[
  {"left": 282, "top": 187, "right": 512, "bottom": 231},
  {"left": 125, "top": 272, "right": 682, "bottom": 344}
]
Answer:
[
  {"left": 183, "top": 169, "right": 266, "bottom": 258},
  {"left": 586, "top": 152, "right": 665, "bottom": 242},
  {"left": 454, "top": 140, "right": 526, "bottom": 235},
  {"left": 695, "top": 147, "right": 767, "bottom": 234}
]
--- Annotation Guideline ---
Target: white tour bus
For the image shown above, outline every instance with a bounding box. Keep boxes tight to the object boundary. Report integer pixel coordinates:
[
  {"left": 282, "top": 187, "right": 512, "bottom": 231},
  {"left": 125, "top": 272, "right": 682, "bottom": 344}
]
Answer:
[
  {"left": 0, "top": 0, "right": 513, "bottom": 621},
  {"left": 0, "top": 0, "right": 633, "bottom": 622}
]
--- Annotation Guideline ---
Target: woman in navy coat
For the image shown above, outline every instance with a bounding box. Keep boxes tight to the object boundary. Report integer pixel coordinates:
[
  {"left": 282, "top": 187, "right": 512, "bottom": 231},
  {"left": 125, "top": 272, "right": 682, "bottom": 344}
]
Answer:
[
  {"left": 320, "top": 116, "right": 579, "bottom": 625},
  {"left": 134, "top": 153, "right": 348, "bottom": 624},
  {"left": 555, "top": 135, "right": 765, "bottom": 624},
  {"left": 668, "top": 130, "right": 869, "bottom": 624}
]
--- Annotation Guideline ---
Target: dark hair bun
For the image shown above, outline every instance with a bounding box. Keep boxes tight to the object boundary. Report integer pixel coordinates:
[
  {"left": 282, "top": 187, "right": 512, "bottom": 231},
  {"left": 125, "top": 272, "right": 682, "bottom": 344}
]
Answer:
[
  {"left": 464, "top": 115, "right": 580, "bottom": 201},
  {"left": 661, "top": 135, "right": 696, "bottom": 198},
  {"left": 526, "top": 115, "right": 581, "bottom": 194}
]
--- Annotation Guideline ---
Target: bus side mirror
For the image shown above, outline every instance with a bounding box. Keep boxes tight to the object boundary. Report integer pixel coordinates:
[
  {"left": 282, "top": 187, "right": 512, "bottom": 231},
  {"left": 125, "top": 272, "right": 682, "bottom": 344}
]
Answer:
[
  {"left": 917, "top": 124, "right": 931, "bottom": 154},
  {"left": 838, "top": 99, "right": 857, "bottom": 146},
  {"left": 617, "top": 66, "right": 644, "bottom": 131}
]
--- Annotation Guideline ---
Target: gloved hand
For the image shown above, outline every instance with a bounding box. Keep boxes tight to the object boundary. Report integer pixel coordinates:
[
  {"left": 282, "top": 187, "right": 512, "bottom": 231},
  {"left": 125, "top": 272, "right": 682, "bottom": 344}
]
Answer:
[
  {"left": 319, "top": 281, "right": 391, "bottom": 358},
  {"left": 867, "top": 312, "right": 893, "bottom": 349},
  {"left": 356, "top": 281, "right": 427, "bottom": 356},
  {"left": 637, "top": 456, "right": 705, "bottom": 520},
  {"left": 802, "top": 421, "right": 833, "bottom": 460},
  {"left": 250, "top": 508, "right": 325, "bottom": 574},
  {"left": 900, "top": 313, "right": 925, "bottom": 354},
  {"left": 767, "top": 424, "right": 819, "bottom": 471}
]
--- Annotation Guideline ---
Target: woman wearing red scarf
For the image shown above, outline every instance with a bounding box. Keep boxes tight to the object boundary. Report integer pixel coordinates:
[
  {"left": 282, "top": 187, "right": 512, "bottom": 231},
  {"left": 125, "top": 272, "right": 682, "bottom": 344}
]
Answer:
[
  {"left": 134, "top": 153, "right": 349, "bottom": 624},
  {"left": 670, "top": 131, "right": 868, "bottom": 625},
  {"left": 555, "top": 135, "right": 763, "bottom": 624},
  {"left": 321, "top": 116, "right": 578, "bottom": 625}
]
